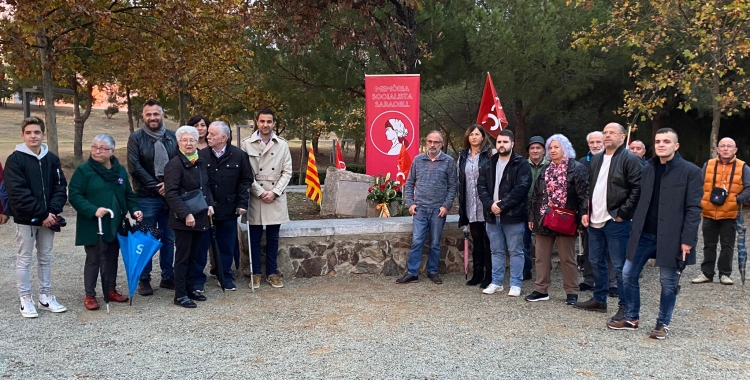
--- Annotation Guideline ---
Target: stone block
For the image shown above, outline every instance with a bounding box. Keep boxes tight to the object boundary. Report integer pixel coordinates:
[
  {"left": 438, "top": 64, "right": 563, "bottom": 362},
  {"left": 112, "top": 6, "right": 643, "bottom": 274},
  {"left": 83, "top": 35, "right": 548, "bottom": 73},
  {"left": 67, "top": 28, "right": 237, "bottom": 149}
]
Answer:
[{"left": 320, "top": 167, "right": 374, "bottom": 217}]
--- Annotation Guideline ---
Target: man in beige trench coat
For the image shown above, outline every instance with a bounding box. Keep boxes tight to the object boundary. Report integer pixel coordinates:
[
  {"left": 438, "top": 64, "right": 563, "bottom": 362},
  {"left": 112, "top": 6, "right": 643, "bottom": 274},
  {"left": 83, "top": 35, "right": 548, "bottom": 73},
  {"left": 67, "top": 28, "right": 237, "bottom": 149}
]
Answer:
[{"left": 240, "top": 108, "right": 293, "bottom": 289}]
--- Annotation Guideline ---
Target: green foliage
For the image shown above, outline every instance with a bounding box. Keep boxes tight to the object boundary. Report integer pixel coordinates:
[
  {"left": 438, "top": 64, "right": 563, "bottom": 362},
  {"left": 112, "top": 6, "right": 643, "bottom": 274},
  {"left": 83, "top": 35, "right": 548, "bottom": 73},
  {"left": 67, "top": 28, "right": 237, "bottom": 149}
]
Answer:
[{"left": 104, "top": 106, "right": 119, "bottom": 119}]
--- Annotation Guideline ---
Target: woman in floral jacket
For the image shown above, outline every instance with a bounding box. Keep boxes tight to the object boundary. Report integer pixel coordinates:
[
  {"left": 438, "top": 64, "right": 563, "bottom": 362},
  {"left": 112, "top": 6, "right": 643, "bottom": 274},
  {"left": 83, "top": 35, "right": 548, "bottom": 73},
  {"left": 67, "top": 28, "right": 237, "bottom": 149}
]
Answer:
[{"left": 526, "top": 134, "right": 588, "bottom": 305}]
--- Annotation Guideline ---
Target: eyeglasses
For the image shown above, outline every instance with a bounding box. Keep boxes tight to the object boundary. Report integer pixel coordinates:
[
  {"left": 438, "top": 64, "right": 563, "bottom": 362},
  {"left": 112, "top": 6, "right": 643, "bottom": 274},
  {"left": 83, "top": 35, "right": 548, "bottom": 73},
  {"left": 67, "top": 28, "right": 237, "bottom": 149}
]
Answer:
[
  {"left": 426, "top": 140, "right": 443, "bottom": 145},
  {"left": 90, "top": 145, "right": 112, "bottom": 153},
  {"left": 602, "top": 131, "right": 623, "bottom": 136},
  {"left": 179, "top": 139, "right": 197, "bottom": 144},
  {"left": 718, "top": 145, "right": 736, "bottom": 149}
]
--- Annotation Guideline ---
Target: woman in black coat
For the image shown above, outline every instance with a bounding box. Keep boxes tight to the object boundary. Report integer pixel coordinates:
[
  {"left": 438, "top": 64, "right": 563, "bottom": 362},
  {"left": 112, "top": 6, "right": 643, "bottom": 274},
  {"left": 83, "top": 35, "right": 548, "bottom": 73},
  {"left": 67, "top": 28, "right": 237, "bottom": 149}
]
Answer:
[
  {"left": 164, "top": 126, "right": 215, "bottom": 308},
  {"left": 527, "top": 134, "right": 588, "bottom": 304},
  {"left": 457, "top": 125, "right": 493, "bottom": 287}
]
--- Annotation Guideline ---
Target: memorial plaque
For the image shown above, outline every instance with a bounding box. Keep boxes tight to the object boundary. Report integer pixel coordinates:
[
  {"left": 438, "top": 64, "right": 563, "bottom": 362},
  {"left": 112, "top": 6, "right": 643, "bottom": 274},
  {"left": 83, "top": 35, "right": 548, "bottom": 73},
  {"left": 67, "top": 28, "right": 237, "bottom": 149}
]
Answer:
[{"left": 335, "top": 181, "right": 371, "bottom": 217}]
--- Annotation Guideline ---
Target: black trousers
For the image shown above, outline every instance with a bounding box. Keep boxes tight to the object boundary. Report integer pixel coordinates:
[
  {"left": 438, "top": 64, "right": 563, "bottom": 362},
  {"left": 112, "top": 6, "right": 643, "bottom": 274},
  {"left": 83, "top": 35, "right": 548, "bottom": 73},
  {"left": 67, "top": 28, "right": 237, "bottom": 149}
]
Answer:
[
  {"left": 701, "top": 217, "right": 736, "bottom": 278},
  {"left": 469, "top": 222, "right": 492, "bottom": 275},
  {"left": 174, "top": 229, "right": 205, "bottom": 299},
  {"left": 84, "top": 241, "right": 120, "bottom": 297}
]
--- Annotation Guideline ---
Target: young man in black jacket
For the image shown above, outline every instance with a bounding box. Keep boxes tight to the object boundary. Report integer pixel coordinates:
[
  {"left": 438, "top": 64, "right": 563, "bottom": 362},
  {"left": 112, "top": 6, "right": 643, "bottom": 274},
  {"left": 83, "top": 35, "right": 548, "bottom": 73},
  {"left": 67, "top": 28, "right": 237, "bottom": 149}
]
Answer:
[
  {"left": 607, "top": 128, "right": 702, "bottom": 339},
  {"left": 477, "top": 129, "right": 532, "bottom": 297},
  {"left": 127, "top": 99, "right": 179, "bottom": 295},
  {"left": 574, "top": 123, "right": 642, "bottom": 322},
  {"left": 5, "top": 117, "right": 68, "bottom": 318},
  {"left": 199, "top": 121, "right": 254, "bottom": 290}
]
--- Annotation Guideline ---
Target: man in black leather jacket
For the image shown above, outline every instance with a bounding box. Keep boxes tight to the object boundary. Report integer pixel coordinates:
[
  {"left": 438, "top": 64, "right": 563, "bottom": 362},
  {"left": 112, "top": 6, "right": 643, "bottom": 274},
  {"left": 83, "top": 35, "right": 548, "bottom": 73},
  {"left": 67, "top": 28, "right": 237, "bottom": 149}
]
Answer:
[
  {"left": 574, "top": 123, "right": 642, "bottom": 322},
  {"left": 127, "top": 99, "right": 179, "bottom": 295}
]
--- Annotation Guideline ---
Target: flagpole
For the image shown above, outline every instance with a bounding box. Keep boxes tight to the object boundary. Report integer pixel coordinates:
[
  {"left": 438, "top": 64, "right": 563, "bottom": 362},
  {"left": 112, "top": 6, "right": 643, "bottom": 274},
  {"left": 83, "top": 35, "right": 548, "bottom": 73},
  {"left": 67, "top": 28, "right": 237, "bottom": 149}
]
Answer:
[{"left": 626, "top": 125, "right": 632, "bottom": 147}]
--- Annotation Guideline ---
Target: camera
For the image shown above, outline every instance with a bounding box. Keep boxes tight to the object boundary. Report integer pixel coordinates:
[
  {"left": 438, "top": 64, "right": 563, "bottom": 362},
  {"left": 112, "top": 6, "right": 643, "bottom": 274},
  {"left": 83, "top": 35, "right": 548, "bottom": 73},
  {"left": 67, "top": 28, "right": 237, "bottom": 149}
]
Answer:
[{"left": 49, "top": 215, "right": 66, "bottom": 232}]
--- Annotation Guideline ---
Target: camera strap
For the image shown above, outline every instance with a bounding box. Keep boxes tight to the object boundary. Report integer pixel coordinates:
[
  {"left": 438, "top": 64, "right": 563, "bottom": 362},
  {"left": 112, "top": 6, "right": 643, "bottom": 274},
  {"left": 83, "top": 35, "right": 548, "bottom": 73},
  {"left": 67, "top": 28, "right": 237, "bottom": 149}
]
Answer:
[{"left": 712, "top": 159, "right": 736, "bottom": 192}]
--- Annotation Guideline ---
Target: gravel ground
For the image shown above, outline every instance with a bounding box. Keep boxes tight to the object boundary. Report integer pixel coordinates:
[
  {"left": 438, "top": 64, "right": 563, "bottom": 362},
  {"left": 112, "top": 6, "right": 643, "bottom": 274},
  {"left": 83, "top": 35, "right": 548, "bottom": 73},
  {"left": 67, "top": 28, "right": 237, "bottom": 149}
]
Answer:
[{"left": 0, "top": 206, "right": 749, "bottom": 379}]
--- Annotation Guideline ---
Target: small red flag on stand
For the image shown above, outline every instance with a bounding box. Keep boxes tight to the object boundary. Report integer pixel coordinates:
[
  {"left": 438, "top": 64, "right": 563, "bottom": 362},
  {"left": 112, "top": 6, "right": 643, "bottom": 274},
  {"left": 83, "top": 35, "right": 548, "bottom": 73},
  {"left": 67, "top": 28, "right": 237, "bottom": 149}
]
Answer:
[
  {"left": 335, "top": 141, "right": 346, "bottom": 170},
  {"left": 395, "top": 144, "right": 411, "bottom": 190},
  {"left": 305, "top": 146, "right": 322, "bottom": 204},
  {"left": 476, "top": 72, "right": 508, "bottom": 138}
]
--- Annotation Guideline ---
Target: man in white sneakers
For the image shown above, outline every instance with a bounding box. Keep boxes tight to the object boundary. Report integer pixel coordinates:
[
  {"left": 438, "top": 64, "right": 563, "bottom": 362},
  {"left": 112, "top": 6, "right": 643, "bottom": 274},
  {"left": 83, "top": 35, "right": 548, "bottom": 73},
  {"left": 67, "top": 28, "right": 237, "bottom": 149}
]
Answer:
[{"left": 4, "top": 117, "right": 68, "bottom": 317}]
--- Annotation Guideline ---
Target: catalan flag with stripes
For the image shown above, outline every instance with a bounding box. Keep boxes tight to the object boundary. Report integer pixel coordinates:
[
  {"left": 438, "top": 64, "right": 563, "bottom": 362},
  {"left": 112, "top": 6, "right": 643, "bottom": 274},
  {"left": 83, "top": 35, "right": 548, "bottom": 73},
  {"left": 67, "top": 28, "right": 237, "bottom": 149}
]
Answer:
[{"left": 305, "top": 146, "right": 322, "bottom": 204}]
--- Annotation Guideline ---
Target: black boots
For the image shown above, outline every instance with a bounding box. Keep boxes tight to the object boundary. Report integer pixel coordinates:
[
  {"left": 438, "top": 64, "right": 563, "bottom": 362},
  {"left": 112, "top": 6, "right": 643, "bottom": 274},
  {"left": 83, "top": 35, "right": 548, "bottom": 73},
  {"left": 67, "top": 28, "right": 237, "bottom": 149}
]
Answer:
[{"left": 466, "top": 270, "right": 484, "bottom": 286}]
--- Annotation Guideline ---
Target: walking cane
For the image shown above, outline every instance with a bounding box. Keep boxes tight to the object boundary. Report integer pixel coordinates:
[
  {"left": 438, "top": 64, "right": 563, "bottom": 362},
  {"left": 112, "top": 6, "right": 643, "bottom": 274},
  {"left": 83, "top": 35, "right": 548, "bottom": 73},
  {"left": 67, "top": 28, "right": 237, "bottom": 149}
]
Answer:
[{"left": 246, "top": 216, "right": 255, "bottom": 293}]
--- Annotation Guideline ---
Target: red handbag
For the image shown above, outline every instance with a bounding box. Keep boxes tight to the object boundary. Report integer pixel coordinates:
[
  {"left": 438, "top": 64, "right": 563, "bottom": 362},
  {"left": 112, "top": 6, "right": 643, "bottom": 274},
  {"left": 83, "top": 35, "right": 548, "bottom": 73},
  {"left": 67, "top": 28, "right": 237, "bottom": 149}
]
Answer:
[{"left": 542, "top": 205, "right": 577, "bottom": 236}]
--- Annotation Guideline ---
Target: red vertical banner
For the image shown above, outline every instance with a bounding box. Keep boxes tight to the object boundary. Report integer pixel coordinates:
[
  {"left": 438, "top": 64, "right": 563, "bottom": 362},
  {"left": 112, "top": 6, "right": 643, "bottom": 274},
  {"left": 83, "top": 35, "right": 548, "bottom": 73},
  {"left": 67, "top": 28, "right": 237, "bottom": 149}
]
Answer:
[{"left": 365, "top": 74, "right": 420, "bottom": 178}]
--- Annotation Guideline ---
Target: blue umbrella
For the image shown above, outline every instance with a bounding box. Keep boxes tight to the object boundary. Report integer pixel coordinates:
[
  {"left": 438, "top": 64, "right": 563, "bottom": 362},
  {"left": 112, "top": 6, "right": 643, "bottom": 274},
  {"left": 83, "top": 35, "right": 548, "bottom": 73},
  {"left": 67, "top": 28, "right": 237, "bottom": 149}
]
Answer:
[
  {"left": 735, "top": 207, "right": 747, "bottom": 285},
  {"left": 118, "top": 228, "right": 162, "bottom": 305}
]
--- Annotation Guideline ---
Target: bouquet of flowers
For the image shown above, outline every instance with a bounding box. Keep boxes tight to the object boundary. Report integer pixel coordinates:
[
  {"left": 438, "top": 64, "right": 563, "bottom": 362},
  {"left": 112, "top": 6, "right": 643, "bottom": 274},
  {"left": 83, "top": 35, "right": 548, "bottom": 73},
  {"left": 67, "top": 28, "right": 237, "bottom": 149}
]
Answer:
[{"left": 367, "top": 173, "right": 402, "bottom": 217}]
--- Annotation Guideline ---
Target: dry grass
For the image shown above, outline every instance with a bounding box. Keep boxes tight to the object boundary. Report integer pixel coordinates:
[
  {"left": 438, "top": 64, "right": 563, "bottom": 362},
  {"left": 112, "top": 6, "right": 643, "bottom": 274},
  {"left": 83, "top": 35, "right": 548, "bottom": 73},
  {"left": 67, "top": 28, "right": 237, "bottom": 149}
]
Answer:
[{"left": 0, "top": 103, "right": 364, "bottom": 172}]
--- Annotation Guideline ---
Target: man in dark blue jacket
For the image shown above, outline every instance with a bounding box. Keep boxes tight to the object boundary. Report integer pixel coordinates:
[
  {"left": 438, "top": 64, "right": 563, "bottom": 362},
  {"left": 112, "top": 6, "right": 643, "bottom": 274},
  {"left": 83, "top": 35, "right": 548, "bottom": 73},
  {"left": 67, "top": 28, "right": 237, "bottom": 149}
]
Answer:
[
  {"left": 5, "top": 117, "right": 68, "bottom": 318},
  {"left": 607, "top": 128, "right": 702, "bottom": 340},
  {"left": 199, "top": 121, "right": 254, "bottom": 291},
  {"left": 477, "top": 129, "right": 532, "bottom": 297}
]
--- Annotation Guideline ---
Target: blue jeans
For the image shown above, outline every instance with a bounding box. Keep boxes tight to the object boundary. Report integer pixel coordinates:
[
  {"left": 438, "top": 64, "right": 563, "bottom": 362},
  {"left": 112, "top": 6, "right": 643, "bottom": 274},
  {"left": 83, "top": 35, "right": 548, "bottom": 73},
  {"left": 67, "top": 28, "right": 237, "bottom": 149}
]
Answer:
[
  {"left": 407, "top": 208, "right": 447, "bottom": 276},
  {"left": 250, "top": 224, "right": 280, "bottom": 276},
  {"left": 485, "top": 221, "right": 525, "bottom": 288},
  {"left": 588, "top": 220, "right": 630, "bottom": 304},
  {"left": 623, "top": 232, "right": 679, "bottom": 325},
  {"left": 138, "top": 197, "right": 175, "bottom": 281},
  {"left": 522, "top": 224, "right": 533, "bottom": 274}
]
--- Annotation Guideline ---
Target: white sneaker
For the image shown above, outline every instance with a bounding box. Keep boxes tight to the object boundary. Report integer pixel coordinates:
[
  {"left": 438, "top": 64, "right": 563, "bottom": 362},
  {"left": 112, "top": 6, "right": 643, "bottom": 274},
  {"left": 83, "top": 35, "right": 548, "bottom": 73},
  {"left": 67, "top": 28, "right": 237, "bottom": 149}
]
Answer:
[
  {"left": 482, "top": 283, "right": 503, "bottom": 294},
  {"left": 720, "top": 275, "right": 734, "bottom": 285},
  {"left": 38, "top": 294, "right": 67, "bottom": 313},
  {"left": 691, "top": 273, "right": 712, "bottom": 284},
  {"left": 508, "top": 286, "right": 521, "bottom": 297},
  {"left": 20, "top": 296, "right": 38, "bottom": 318}
]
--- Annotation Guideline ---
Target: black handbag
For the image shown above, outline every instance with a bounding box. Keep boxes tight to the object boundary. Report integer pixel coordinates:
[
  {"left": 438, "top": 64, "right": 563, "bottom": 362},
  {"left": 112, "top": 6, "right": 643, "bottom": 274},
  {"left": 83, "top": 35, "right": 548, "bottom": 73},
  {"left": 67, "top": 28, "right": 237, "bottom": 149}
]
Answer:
[
  {"left": 709, "top": 160, "right": 736, "bottom": 206},
  {"left": 179, "top": 167, "right": 208, "bottom": 215}
]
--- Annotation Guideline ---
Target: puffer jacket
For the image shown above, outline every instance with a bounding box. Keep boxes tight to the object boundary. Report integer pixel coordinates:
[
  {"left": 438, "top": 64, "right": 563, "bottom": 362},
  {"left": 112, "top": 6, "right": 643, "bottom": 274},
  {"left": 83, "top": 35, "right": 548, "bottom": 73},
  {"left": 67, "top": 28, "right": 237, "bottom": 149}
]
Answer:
[
  {"left": 4, "top": 143, "right": 67, "bottom": 225},
  {"left": 477, "top": 152, "right": 532, "bottom": 225},
  {"left": 528, "top": 158, "right": 589, "bottom": 235},
  {"left": 127, "top": 126, "right": 179, "bottom": 197},
  {"left": 588, "top": 144, "right": 642, "bottom": 220}
]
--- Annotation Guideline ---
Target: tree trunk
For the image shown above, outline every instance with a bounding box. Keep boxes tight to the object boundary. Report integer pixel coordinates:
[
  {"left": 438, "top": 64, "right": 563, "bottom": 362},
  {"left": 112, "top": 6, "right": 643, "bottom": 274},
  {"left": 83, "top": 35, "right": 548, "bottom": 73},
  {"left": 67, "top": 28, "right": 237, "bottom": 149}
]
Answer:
[
  {"left": 299, "top": 117, "right": 307, "bottom": 185},
  {"left": 71, "top": 77, "right": 94, "bottom": 162},
  {"left": 710, "top": 71, "right": 721, "bottom": 159},
  {"left": 312, "top": 134, "right": 320, "bottom": 155},
  {"left": 38, "top": 39, "right": 58, "bottom": 155},
  {"left": 514, "top": 99, "right": 527, "bottom": 155},
  {"left": 650, "top": 112, "right": 664, "bottom": 141},
  {"left": 354, "top": 140, "right": 363, "bottom": 163},
  {"left": 126, "top": 86, "right": 134, "bottom": 134}
]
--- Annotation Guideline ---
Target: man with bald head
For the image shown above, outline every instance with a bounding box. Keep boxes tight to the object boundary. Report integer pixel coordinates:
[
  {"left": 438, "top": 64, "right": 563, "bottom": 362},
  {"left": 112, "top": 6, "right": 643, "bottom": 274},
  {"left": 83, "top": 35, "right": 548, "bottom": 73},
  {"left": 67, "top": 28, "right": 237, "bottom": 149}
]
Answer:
[
  {"left": 397, "top": 131, "right": 457, "bottom": 285},
  {"left": 574, "top": 123, "right": 642, "bottom": 324},
  {"left": 692, "top": 137, "right": 750, "bottom": 285},
  {"left": 629, "top": 140, "right": 647, "bottom": 159}
]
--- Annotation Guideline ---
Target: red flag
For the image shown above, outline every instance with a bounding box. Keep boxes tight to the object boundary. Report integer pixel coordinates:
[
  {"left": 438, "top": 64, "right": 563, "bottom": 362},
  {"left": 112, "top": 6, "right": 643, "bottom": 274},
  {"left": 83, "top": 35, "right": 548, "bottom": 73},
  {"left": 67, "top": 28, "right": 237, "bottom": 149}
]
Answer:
[
  {"left": 476, "top": 72, "right": 508, "bottom": 138},
  {"left": 395, "top": 144, "right": 411, "bottom": 190},
  {"left": 335, "top": 140, "right": 346, "bottom": 170},
  {"left": 305, "top": 146, "right": 322, "bottom": 204}
]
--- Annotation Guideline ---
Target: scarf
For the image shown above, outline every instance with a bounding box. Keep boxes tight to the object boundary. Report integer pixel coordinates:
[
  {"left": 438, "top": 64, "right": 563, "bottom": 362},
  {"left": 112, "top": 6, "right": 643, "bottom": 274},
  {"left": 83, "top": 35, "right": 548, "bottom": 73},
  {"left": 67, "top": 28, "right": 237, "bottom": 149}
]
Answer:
[
  {"left": 88, "top": 156, "right": 123, "bottom": 184},
  {"left": 540, "top": 158, "right": 568, "bottom": 217},
  {"left": 143, "top": 124, "right": 169, "bottom": 178},
  {"left": 181, "top": 149, "right": 199, "bottom": 163}
]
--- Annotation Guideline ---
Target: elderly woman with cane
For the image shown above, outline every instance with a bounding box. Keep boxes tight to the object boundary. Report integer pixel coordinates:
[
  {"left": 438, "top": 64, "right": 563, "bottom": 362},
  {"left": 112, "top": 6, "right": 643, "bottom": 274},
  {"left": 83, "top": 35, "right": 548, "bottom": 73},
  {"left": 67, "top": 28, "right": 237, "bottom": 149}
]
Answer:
[
  {"left": 69, "top": 134, "right": 143, "bottom": 311},
  {"left": 165, "top": 126, "right": 215, "bottom": 308}
]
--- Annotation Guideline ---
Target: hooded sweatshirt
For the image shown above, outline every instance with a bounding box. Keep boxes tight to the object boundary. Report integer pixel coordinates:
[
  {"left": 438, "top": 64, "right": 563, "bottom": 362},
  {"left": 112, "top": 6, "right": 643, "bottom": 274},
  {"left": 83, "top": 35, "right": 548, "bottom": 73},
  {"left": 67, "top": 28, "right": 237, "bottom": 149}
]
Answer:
[{"left": 4, "top": 143, "right": 68, "bottom": 225}]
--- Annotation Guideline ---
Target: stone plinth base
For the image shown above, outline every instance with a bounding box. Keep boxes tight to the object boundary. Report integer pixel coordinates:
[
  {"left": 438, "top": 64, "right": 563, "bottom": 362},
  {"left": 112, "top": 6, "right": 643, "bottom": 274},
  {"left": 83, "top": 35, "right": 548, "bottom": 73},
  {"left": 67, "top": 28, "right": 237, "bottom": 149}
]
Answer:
[{"left": 238, "top": 215, "right": 464, "bottom": 278}]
